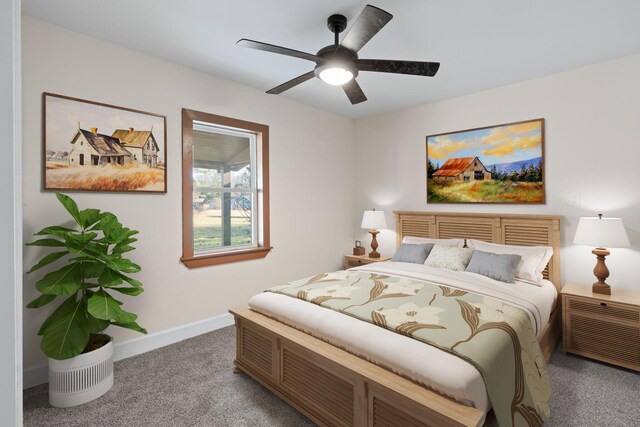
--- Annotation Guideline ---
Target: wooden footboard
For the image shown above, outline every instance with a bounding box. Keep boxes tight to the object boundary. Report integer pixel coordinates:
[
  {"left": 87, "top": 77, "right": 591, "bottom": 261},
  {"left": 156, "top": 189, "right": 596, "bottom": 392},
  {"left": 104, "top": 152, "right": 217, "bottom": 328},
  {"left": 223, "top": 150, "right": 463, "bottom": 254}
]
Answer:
[{"left": 231, "top": 307, "right": 485, "bottom": 427}]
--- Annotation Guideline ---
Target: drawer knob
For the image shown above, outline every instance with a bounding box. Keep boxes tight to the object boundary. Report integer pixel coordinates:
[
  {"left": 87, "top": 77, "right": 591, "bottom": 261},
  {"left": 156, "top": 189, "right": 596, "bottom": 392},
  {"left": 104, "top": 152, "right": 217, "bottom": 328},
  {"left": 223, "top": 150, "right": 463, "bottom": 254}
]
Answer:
[{"left": 600, "top": 302, "right": 607, "bottom": 307}]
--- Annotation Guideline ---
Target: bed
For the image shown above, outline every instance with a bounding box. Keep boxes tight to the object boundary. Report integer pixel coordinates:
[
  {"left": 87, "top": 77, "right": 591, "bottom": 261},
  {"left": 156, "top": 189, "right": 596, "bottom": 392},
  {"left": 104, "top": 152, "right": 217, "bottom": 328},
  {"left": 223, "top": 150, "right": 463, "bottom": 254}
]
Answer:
[{"left": 230, "top": 212, "right": 562, "bottom": 427}]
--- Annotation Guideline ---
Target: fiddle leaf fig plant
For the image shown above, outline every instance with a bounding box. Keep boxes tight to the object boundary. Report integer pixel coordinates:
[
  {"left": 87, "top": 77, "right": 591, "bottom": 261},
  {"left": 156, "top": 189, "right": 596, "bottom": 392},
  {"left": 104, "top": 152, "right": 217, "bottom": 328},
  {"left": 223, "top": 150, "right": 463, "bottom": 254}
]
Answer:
[{"left": 27, "top": 193, "right": 147, "bottom": 360}]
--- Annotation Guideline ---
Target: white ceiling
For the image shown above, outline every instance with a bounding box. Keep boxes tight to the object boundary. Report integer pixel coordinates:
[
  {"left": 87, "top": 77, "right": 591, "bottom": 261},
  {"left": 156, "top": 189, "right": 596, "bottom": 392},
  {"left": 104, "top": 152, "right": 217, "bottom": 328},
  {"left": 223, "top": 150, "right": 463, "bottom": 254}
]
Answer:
[{"left": 23, "top": 0, "right": 640, "bottom": 119}]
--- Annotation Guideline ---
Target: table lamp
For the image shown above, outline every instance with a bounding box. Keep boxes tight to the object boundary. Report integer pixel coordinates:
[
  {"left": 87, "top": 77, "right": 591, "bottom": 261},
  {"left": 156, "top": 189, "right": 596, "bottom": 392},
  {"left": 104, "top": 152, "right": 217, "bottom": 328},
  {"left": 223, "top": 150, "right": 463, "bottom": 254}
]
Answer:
[
  {"left": 573, "top": 214, "right": 630, "bottom": 295},
  {"left": 361, "top": 209, "right": 387, "bottom": 258}
]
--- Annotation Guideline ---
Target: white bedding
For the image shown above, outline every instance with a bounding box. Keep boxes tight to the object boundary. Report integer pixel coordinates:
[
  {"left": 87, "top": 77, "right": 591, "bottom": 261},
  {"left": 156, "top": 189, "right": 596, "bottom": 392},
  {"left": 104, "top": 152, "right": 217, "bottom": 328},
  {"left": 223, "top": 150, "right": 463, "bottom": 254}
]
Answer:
[{"left": 248, "top": 262, "right": 557, "bottom": 421}]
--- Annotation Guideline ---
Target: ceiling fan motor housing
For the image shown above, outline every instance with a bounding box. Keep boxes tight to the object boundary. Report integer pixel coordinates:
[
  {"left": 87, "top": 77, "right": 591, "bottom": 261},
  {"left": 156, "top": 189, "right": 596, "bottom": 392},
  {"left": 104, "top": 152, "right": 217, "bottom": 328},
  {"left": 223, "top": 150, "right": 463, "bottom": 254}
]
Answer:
[
  {"left": 327, "top": 14, "right": 348, "bottom": 34},
  {"left": 314, "top": 45, "right": 359, "bottom": 80}
]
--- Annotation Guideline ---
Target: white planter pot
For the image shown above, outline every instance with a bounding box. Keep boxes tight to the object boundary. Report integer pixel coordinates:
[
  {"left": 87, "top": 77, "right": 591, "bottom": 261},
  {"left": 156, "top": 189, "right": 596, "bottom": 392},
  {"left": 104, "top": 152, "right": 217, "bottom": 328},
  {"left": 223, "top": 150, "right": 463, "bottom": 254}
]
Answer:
[{"left": 48, "top": 338, "right": 114, "bottom": 408}]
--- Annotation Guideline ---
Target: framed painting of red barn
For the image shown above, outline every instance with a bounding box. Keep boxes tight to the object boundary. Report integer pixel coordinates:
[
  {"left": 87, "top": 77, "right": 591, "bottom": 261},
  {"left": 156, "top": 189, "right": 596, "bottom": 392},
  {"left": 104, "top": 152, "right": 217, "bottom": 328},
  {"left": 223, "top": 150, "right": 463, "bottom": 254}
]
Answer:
[
  {"left": 426, "top": 118, "right": 545, "bottom": 204},
  {"left": 43, "top": 92, "right": 167, "bottom": 193}
]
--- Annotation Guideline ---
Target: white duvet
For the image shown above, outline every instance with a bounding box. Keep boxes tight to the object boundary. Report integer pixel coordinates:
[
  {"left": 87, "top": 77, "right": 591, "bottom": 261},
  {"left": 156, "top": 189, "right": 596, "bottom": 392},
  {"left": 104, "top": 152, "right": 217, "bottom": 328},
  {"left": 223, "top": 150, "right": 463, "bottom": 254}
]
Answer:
[{"left": 248, "top": 262, "right": 557, "bottom": 421}]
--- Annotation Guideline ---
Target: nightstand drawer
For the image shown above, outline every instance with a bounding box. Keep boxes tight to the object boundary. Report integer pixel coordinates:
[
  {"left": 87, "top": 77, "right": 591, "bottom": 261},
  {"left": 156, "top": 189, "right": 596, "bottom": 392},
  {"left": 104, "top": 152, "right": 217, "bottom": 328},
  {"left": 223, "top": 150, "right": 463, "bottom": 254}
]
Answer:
[
  {"left": 343, "top": 254, "right": 391, "bottom": 270},
  {"left": 347, "top": 259, "right": 365, "bottom": 267},
  {"left": 567, "top": 296, "right": 640, "bottom": 323},
  {"left": 567, "top": 313, "right": 640, "bottom": 368}
]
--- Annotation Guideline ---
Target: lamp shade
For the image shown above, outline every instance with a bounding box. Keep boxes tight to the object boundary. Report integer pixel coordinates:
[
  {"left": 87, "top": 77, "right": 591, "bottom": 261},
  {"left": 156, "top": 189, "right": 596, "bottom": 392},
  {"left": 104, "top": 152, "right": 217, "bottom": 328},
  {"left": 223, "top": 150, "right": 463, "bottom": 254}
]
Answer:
[
  {"left": 361, "top": 210, "right": 387, "bottom": 230},
  {"left": 573, "top": 216, "right": 630, "bottom": 248}
]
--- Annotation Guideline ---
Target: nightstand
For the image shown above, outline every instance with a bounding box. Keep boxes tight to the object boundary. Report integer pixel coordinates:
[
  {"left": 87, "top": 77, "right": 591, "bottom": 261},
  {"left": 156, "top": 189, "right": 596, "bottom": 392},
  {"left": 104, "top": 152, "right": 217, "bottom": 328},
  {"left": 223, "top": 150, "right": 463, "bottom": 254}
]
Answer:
[
  {"left": 561, "top": 283, "right": 640, "bottom": 371},
  {"left": 343, "top": 254, "right": 391, "bottom": 270}
]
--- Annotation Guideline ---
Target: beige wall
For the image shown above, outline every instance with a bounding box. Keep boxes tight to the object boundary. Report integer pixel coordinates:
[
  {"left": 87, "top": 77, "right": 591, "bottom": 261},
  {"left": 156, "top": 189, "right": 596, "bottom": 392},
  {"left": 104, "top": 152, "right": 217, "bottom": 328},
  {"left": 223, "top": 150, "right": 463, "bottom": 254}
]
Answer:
[
  {"left": 22, "top": 17, "right": 355, "bottom": 369},
  {"left": 354, "top": 54, "right": 640, "bottom": 292}
]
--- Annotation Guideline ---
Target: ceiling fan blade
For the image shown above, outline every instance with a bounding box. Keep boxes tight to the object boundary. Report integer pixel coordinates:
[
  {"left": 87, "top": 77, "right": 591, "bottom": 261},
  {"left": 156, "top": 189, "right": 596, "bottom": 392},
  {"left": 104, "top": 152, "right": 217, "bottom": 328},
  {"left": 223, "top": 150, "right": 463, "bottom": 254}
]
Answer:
[
  {"left": 237, "top": 39, "right": 320, "bottom": 62},
  {"left": 358, "top": 59, "right": 440, "bottom": 77},
  {"left": 341, "top": 5, "right": 393, "bottom": 52},
  {"left": 343, "top": 79, "right": 367, "bottom": 105},
  {"left": 266, "top": 71, "right": 316, "bottom": 95}
]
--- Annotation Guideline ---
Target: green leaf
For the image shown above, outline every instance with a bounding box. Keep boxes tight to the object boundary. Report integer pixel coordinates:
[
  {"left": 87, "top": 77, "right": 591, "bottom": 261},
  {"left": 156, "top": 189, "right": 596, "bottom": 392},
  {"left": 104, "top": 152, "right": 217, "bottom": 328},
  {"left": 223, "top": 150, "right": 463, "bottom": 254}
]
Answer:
[
  {"left": 87, "top": 289, "right": 137, "bottom": 323},
  {"left": 120, "top": 274, "right": 142, "bottom": 288},
  {"left": 56, "top": 193, "right": 83, "bottom": 227},
  {"left": 87, "top": 315, "right": 110, "bottom": 334},
  {"left": 66, "top": 240, "right": 107, "bottom": 259},
  {"left": 78, "top": 208, "right": 101, "bottom": 229},
  {"left": 94, "top": 213, "right": 120, "bottom": 235},
  {"left": 107, "top": 258, "right": 141, "bottom": 274},
  {"left": 112, "top": 321, "right": 147, "bottom": 334},
  {"left": 35, "top": 263, "right": 82, "bottom": 295},
  {"left": 26, "top": 293, "right": 57, "bottom": 309},
  {"left": 38, "top": 293, "right": 78, "bottom": 335},
  {"left": 35, "top": 225, "right": 76, "bottom": 238},
  {"left": 67, "top": 232, "right": 98, "bottom": 246},
  {"left": 27, "top": 251, "right": 69, "bottom": 274},
  {"left": 40, "top": 294, "right": 90, "bottom": 360},
  {"left": 118, "top": 228, "right": 139, "bottom": 240},
  {"left": 94, "top": 214, "right": 139, "bottom": 245},
  {"left": 69, "top": 256, "right": 94, "bottom": 262},
  {"left": 87, "top": 316, "right": 110, "bottom": 334},
  {"left": 111, "top": 245, "right": 135, "bottom": 256},
  {"left": 99, "top": 268, "right": 124, "bottom": 286},
  {"left": 26, "top": 238, "right": 66, "bottom": 247},
  {"left": 95, "top": 242, "right": 110, "bottom": 255},
  {"left": 80, "top": 261, "right": 105, "bottom": 278},
  {"left": 109, "top": 286, "right": 143, "bottom": 296},
  {"left": 82, "top": 290, "right": 109, "bottom": 334},
  {"left": 85, "top": 301, "right": 110, "bottom": 334},
  {"left": 115, "top": 237, "right": 138, "bottom": 247}
]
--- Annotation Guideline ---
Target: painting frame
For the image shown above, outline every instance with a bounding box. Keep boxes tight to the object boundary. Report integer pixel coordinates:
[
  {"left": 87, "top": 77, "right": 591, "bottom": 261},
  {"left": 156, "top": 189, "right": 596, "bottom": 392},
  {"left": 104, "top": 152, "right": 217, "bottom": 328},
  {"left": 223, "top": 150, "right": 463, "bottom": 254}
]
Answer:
[
  {"left": 426, "top": 118, "right": 545, "bottom": 204},
  {"left": 42, "top": 92, "right": 168, "bottom": 193}
]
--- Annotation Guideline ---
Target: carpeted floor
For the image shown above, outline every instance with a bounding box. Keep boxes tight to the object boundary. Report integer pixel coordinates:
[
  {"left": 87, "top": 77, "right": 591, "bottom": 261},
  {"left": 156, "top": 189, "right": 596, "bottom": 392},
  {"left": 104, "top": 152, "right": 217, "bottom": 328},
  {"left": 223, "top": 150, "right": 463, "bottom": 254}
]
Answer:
[{"left": 24, "top": 326, "right": 639, "bottom": 426}]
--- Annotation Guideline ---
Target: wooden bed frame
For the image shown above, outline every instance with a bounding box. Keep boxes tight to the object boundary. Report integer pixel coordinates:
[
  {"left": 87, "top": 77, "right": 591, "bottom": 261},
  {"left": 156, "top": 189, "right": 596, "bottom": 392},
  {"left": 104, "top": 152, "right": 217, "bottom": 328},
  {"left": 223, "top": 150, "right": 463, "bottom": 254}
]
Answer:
[{"left": 231, "top": 212, "right": 563, "bottom": 427}]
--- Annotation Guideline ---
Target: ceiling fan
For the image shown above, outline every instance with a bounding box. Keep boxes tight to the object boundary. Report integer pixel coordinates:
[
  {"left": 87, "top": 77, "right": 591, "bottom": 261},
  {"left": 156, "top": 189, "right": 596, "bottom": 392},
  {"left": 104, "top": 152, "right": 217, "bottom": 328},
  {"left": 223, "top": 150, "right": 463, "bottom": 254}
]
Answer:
[{"left": 237, "top": 4, "right": 440, "bottom": 105}]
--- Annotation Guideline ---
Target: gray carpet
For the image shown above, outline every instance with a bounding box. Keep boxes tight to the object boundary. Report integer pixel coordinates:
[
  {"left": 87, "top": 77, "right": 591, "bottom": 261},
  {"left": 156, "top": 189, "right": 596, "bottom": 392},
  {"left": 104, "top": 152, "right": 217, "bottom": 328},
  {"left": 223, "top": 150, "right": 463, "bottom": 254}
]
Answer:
[{"left": 24, "top": 326, "right": 639, "bottom": 426}]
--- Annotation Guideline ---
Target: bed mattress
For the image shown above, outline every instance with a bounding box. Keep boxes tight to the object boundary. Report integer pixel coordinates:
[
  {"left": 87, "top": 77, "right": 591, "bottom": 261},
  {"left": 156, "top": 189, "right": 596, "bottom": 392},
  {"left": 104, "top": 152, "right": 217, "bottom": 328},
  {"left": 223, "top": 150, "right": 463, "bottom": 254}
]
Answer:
[{"left": 248, "top": 262, "right": 557, "bottom": 419}]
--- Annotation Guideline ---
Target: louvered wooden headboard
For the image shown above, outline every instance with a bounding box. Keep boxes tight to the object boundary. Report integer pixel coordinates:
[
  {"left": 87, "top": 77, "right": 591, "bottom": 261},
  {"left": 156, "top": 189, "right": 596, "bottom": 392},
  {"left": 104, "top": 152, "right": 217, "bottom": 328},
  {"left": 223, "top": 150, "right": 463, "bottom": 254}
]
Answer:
[{"left": 394, "top": 211, "right": 562, "bottom": 291}]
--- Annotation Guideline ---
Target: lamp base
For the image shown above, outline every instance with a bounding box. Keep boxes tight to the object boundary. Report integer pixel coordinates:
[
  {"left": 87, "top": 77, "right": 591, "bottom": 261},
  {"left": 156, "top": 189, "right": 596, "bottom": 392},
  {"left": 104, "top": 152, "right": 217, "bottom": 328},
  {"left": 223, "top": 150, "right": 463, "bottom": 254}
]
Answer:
[
  {"left": 591, "top": 248, "right": 611, "bottom": 295},
  {"left": 592, "top": 282, "right": 611, "bottom": 295},
  {"left": 368, "top": 229, "right": 380, "bottom": 258}
]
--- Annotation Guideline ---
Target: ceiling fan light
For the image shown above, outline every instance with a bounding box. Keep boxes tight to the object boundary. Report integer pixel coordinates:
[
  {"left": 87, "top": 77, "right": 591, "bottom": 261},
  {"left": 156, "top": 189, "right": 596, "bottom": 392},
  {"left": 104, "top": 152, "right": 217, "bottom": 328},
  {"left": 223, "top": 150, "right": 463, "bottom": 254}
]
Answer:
[{"left": 316, "top": 64, "right": 354, "bottom": 86}]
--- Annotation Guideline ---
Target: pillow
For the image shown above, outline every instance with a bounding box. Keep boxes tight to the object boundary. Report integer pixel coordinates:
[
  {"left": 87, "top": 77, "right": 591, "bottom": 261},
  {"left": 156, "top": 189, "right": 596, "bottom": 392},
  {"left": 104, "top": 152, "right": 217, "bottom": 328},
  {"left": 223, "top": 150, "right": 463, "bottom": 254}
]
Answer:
[
  {"left": 466, "top": 239, "right": 553, "bottom": 284},
  {"left": 465, "top": 250, "right": 522, "bottom": 283},
  {"left": 391, "top": 243, "right": 434, "bottom": 264},
  {"left": 402, "top": 236, "right": 465, "bottom": 247},
  {"left": 424, "top": 245, "right": 473, "bottom": 271}
]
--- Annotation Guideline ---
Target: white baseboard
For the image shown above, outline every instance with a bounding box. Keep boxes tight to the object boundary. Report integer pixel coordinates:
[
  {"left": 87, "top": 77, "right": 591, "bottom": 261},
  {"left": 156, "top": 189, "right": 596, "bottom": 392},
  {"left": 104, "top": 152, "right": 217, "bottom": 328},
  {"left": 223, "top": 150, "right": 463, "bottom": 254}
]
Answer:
[{"left": 23, "top": 312, "right": 234, "bottom": 389}]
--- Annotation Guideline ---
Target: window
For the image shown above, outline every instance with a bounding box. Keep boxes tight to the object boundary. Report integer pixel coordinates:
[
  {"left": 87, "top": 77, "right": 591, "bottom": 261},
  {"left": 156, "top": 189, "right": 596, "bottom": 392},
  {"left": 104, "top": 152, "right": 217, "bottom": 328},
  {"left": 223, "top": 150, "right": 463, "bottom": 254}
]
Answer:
[{"left": 181, "top": 109, "right": 270, "bottom": 268}]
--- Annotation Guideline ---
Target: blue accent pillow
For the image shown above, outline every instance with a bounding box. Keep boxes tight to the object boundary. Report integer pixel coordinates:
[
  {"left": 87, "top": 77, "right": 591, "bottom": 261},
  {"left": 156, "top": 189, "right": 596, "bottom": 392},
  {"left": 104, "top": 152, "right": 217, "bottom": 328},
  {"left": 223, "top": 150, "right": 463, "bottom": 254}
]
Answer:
[
  {"left": 391, "top": 243, "right": 435, "bottom": 264},
  {"left": 465, "top": 250, "right": 522, "bottom": 283}
]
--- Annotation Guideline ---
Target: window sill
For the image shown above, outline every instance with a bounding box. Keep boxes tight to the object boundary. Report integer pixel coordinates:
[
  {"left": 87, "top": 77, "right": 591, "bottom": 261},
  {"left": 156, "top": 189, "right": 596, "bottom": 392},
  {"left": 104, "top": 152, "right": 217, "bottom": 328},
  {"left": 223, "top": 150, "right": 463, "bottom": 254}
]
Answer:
[{"left": 180, "top": 246, "right": 272, "bottom": 268}]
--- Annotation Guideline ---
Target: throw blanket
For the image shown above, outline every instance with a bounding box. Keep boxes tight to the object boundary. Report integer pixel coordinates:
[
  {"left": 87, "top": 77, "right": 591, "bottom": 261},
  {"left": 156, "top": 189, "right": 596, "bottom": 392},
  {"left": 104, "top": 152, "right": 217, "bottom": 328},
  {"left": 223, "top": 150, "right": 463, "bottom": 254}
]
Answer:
[{"left": 267, "top": 270, "right": 551, "bottom": 427}]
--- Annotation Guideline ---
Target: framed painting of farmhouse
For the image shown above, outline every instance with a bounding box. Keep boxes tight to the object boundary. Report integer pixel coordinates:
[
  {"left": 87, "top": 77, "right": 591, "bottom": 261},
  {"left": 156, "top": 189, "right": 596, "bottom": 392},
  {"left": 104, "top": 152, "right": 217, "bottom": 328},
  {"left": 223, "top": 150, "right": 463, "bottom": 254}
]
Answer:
[
  {"left": 426, "top": 118, "right": 545, "bottom": 204},
  {"left": 43, "top": 92, "right": 167, "bottom": 193}
]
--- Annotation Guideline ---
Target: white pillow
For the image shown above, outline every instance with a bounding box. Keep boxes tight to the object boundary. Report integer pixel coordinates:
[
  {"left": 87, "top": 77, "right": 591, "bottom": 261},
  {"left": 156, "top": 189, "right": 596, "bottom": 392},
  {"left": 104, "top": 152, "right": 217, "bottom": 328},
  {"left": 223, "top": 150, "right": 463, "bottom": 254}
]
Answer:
[
  {"left": 466, "top": 239, "right": 553, "bottom": 284},
  {"left": 402, "top": 236, "right": 465, "bottom": 247},
  {"left": 424, "top": 245, "right": 474, "bottom": 271}
]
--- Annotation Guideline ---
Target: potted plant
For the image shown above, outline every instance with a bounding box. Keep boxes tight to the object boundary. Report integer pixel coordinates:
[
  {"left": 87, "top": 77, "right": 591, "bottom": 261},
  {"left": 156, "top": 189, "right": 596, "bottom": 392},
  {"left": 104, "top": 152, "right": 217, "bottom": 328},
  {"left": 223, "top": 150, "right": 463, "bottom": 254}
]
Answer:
[{"left": 26, "top": 193, "right": 147, "bottom": 407}]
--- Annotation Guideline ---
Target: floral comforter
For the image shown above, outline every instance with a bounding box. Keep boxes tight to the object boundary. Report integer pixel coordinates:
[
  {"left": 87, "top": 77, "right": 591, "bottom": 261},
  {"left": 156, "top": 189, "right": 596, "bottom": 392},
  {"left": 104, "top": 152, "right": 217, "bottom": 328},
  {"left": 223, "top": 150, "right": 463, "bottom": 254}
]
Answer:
[{"left": 267, "top": 270, "right": 551, "bottom": 427}]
